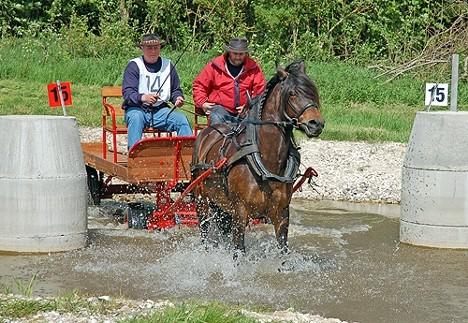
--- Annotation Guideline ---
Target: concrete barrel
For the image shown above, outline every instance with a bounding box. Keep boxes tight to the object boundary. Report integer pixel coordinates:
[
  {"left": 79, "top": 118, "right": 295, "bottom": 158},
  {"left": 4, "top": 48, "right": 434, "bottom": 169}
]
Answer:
[
  {"left": 400, "top": 111, "right": 468, "bottom": 248},
  {"left": 0, "top": 116, "right": 87, "bottom": 252}
]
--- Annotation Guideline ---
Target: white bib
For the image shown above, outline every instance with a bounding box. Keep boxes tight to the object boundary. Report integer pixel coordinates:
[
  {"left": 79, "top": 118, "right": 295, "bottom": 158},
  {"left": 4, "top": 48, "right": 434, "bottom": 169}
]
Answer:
[{"left": 131, "top": 57, "right": 172, "bottom": 107}]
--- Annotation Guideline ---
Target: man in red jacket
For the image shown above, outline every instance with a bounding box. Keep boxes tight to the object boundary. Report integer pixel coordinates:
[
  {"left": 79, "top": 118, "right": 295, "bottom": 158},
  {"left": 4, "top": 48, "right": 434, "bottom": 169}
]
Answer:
[{"left": 193, "top": 37, "right": 266, "bottom": 125}]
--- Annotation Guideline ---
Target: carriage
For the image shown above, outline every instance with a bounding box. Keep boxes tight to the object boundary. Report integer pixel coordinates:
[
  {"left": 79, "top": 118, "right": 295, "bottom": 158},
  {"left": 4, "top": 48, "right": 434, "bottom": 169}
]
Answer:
[
  {"left": 83, "top": 62, "right": 323, "bottom": 253},
  {"left": 82, "top": 86, "right": 203, "bottom": 230}
]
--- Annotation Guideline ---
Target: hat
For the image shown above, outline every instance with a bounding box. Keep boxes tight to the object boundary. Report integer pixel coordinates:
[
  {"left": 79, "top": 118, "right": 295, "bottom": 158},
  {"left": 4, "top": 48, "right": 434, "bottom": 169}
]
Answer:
[
  {"left": 140, "top": 34, "right": 166, "bottom": 48},
  {"left": 224, "top": 37, "right": 250, "bottom": 53}
]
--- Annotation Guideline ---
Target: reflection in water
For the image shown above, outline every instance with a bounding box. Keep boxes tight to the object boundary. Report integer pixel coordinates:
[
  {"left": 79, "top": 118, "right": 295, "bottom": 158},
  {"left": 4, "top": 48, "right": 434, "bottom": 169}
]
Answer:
[{"left": 1, "top": 199, "right": 467, "bottom": 323}]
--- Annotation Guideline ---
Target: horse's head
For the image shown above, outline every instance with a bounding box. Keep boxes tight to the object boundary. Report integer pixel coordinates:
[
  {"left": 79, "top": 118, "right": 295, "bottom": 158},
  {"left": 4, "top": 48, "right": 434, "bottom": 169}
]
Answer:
[{"left": 277, "top": 61, "right": 325, "bottom": 137}]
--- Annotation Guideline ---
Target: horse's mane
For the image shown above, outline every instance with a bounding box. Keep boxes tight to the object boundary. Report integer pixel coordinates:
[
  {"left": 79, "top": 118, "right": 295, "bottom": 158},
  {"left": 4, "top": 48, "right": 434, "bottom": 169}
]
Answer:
[{"left": 281, "top": 61, "right": 320, "bottom": 107}]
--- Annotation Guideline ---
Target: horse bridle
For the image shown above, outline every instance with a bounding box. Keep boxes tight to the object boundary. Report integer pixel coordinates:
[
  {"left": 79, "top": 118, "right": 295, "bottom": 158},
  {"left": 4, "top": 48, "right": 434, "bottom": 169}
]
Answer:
[
  {"left": 241, "top": 73, "right": 319, "bottom": 129},
  {"left": 279, "top": 75, "right": 319, "bottom": 128},
  {"left": 283, "top": 100, "right": 319, "bottom": 128}
]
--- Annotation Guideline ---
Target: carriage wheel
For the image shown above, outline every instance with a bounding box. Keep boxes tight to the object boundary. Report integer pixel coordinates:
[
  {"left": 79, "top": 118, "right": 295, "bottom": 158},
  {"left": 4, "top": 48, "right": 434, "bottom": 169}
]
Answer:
[{"left": 86, "top": 166, "right": 101, "bottom": 205}]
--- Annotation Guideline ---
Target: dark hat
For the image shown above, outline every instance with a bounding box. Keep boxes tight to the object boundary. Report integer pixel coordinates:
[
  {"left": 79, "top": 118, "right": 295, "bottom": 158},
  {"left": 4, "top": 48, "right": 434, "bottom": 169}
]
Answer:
[
  {"left": 139, "top": 34, "right": 166, "bottom": 48},
  {"left": 224, "top": 37, "right": 250, "bottom": 53}
]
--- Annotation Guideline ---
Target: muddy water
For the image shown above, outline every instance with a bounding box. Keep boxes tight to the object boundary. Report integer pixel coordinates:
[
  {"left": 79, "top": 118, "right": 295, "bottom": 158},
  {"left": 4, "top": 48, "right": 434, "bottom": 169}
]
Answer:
[{"left": 1, "top": 199, "right": 467, "bottom": 323}]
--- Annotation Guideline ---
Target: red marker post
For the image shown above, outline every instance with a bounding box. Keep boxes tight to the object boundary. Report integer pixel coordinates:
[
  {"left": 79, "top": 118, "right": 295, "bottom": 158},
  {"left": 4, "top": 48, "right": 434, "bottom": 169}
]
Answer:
[{"left": 47, "top": 81, "right": 73, "bottom": 116}]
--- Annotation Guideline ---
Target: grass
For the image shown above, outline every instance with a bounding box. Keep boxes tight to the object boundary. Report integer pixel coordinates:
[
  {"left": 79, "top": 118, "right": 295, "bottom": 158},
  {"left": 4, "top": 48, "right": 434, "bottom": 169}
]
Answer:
[
  {"left": 0, "top": 299, "right": 56, "bottom": 319},
  {"left": 1, "top": 36, "right": 466, "bottom": 142},
  {"left": 0, "top": 283, "right": 12, "bottom": 295},
  {"left": 0, "top": 276, "right": 122, "bottom": 319},
  {"left": 13, "top": 273, "right": 38, "bottom": 297},
  {"left": 0, "top": 292, "right": 259, "bottom": 323},
  {"left": 0, "top": 290, "right": 124, "bottom": 320},
  {"left": 0, "top": 274, "right": 38, "bottom": 297},
  {"left": 0, "top": 276, "right": 258, "bottom": 321},
  {"left": 121, "top": 302, "right": 258, "bottom": 323}
]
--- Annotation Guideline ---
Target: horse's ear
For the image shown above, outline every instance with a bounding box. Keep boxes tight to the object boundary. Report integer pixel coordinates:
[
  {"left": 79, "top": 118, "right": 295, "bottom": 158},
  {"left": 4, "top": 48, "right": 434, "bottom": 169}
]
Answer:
[
  {"left": 298, "top": 61, "right": 306, "bottom": 73},
  {"left": 276, "top": 66, "right": 288, "bottom": 79}
]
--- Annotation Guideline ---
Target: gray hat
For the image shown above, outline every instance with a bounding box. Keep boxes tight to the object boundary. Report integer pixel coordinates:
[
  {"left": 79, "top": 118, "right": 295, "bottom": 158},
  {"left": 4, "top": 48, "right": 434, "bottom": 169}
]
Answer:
[
  {"left": 140, "top": 33, "right": 166, "bottom": 48},
  {"left": 224, "top": 37, "right": 251, "bottom": 53}
]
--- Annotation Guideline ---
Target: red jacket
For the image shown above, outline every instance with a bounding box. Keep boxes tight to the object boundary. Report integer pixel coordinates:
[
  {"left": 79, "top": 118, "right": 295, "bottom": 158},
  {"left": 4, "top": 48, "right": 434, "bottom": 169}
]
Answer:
[{"left": 193, "top": 54, "right": 266, "bottom": 114}]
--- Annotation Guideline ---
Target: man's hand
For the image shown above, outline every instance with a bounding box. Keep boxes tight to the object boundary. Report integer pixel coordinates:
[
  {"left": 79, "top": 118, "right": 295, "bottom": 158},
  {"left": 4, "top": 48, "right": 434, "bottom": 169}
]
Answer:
[
  {"left": 174, "top": 96, "right": 184, "bottom": 108},
  {"left": 202, "top": 102, "right": 216, "bottom": 115},
  {"left": 141, "top": 93, "right": 159, "bottom": 105},
  {"left": 236, "top": 105, "right": 245, "bottom": 114}
]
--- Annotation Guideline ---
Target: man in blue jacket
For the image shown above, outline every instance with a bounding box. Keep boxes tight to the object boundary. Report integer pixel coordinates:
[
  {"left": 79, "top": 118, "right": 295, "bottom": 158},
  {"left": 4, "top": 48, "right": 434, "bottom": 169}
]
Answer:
[{"left": 122, "top": 33, "right": 192, "bottom": 149}]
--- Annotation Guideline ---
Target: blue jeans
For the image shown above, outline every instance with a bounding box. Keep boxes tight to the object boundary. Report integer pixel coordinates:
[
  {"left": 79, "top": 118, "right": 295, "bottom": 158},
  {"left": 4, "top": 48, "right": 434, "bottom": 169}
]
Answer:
[
  {"left": 209, "top": 105, "right": 242, "bottom": 125},
  {"left": 125, "top": 106, "right": 193, "bottom": 149}
]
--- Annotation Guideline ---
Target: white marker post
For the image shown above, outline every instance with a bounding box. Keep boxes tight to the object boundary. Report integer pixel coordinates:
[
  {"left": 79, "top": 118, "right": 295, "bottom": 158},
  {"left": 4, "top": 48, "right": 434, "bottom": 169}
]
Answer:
[
  {"left": 56, "top": 80, "right": 68, "bottom": 116},
  {"left": 450, "top": 54, "right": 459, "bottom": 112}
]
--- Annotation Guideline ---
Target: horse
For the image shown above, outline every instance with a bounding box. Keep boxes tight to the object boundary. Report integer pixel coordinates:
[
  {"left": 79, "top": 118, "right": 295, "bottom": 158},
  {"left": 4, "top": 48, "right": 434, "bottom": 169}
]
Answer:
[{"left": 191, "top": 61, "right": 324, "bottom": 255}]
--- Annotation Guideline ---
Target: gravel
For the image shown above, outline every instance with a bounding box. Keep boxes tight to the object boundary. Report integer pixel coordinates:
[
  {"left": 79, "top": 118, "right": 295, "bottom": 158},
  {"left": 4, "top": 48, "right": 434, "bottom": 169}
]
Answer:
[
  {"left": 296, "top": 138, "right": 405, "bottom": 204},
  {"left": 80, "top": 127, "right": 406, "bottom": 204}
]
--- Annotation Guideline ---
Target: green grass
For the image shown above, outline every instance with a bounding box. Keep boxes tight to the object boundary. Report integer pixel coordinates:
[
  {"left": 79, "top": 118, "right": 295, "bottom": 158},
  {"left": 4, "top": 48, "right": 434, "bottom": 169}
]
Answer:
[
  {"left": 0, "top": 276, "right": 258, "bottom": 321},
  {"left": 0, "top": 283, "right": 13, "bottom": 295},
  {"left": 1, "top": 37, "right": 466, "bottom": 142},
  {"left": 0, "top": 274, "right": 38, "bottom": 297},
  {"left": 0, "top": 299, "right": 56, "bottom": 319},
  {"left": 0, "top": 291, "right": 124, "bottom": 320},
  {"left": 0, "top": 293, "right": 259, "bottom": 322},
  {"left": 13, "top": 273, "right": 38, "bottom": 297},
  {"left": 121, "top": 302, "right": 258, "bottom": 323}
]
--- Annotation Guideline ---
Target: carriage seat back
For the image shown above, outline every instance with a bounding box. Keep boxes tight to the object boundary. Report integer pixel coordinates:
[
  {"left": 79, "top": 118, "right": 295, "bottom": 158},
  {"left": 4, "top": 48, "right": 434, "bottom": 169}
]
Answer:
[{"left": 101, "top": 86, "right": 171, "bottom": 163}]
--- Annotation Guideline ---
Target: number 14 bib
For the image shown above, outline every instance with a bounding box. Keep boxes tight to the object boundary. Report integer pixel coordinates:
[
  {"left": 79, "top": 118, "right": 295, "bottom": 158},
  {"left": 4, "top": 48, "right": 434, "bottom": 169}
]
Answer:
[{"left": 131, "top": 57, "right": 171, "bottom": 107}]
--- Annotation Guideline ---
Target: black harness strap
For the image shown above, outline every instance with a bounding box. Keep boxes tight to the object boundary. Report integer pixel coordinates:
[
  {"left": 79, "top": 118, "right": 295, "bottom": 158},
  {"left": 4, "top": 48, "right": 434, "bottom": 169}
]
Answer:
[
  {"left": 226, "top": 143, "right": 259, "bottom": 168},
  {"left": 240, "top": 94, "right": 301, "bottom": 183},
  {"left": 192, "top": 71, "right": 318, "bottom": 185}
]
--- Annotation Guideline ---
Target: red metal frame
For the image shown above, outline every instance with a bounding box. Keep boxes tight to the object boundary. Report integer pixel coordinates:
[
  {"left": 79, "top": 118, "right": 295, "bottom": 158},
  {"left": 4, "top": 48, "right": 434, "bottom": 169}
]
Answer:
[
  {"left": 144, "top": 136, "right": 201, "bottom": 230},
  {"left": 148, "top": 157, "right": 228, "bottom": 230}
]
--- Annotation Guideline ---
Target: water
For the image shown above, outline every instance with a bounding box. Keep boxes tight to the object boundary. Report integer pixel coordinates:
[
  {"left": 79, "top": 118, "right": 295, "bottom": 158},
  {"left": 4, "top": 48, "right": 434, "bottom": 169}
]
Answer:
[{"left": 1, "top": 199, "right": 467, "bottom": 323}]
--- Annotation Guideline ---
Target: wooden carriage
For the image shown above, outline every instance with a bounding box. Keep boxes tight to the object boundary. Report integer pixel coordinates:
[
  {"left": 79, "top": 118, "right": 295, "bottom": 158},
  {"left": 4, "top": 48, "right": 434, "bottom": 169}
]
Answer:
[{"left": 82, "top": 86, "right": 205, "bottom": 230}]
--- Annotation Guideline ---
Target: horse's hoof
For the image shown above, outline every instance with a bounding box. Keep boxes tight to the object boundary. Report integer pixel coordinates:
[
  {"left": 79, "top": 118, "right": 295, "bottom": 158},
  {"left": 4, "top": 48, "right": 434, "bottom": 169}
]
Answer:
[
  {"left": 232, "top": 249, "right": 245, "bottom": 262},
  {"left": 201, "top": 237, "right": 218, "bottom": 251},
  {"left": 278, "top": 260, "right": 295, "bottom": 272}
]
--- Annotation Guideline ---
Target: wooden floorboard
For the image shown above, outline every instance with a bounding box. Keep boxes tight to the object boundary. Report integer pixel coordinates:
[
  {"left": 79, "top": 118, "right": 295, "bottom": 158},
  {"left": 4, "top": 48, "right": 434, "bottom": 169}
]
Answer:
[{"left": 81, "top": 142, "right": 191, "bottom": 184}]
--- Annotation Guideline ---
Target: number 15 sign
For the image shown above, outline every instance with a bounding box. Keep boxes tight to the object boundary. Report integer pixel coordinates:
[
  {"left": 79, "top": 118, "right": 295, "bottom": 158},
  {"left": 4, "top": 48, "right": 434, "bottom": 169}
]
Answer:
[{"left": 425, "top": 83, "right": 448, "bottom": 107}]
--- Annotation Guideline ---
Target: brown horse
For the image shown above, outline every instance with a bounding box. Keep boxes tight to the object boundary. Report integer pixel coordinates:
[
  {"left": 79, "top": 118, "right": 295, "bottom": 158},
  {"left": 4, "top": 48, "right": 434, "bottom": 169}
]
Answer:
[{"left": 191, "top": 61, "right": 324, "bottom": 255}]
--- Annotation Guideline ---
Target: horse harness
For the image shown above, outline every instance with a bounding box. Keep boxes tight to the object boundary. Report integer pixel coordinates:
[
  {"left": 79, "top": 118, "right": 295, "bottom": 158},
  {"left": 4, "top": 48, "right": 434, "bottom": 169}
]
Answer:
[{"left": 191, "top": 74, "right": 318, "bottom": 184}]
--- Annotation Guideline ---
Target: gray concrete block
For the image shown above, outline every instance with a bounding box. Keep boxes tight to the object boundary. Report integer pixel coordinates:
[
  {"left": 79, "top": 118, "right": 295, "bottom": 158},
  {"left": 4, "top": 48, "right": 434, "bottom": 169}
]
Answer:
[
  {"left": 0, "top": 116, "right": 87, "bottom": 252},
  {"left": 400, "top": 111, "right": 468, "bottom": 248}
]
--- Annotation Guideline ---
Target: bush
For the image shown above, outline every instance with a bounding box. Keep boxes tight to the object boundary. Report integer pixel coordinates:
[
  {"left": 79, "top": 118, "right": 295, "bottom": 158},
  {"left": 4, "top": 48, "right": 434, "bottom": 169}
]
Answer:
[{"left": 1, "top": 0, "right": 466, "bottom": 62}]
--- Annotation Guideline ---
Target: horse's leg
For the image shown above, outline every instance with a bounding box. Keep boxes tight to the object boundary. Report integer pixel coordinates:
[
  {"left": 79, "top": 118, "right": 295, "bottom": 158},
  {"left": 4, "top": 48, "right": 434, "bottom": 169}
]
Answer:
[
  {"left": 232, "top": 203, "right": 249, "bottom": 258},
  {"left": 214, "top": 204, "right": 232, "bottom": 235},
  {"left": 196, "top": 196, "right": 211, "bottom": 244},
  {"left": 278, "top": 207, "right": 290, "bottom": 252},
  {"left": 271, "top": 206, "right": 290, "bottom": 253}
]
